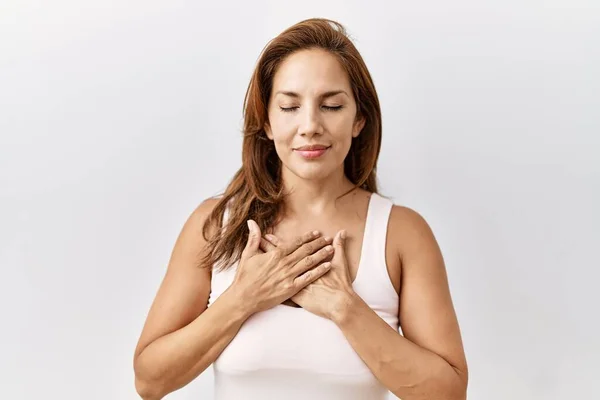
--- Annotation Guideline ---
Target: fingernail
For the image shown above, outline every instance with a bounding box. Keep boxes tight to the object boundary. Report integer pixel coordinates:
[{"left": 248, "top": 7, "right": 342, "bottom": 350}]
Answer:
[
  {"left": 313, "top": 230, "right": 320, "bottom": 236},
  {"left": 340, "top": 230, "right": 346, "bottom": 239}
]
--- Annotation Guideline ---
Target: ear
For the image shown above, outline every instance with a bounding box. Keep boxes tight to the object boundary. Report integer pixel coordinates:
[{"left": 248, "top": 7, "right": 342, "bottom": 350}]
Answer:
[
  {"left": 264, "top": 122, "right": 274, "bottom": 140},
  {"left": 352, "top": 115, "right": 366, "bottom": 138}
]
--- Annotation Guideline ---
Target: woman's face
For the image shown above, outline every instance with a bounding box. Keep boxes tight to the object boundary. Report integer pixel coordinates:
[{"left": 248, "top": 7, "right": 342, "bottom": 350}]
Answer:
[{"left": 265, "top": 48, "right": 365, "bottom": 182}]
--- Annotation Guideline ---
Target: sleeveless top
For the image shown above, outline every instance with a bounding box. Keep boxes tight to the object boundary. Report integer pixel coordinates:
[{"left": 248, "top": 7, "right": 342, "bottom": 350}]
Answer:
[{"left": 207, "top": 192, "right": 399, "bottom": 400}]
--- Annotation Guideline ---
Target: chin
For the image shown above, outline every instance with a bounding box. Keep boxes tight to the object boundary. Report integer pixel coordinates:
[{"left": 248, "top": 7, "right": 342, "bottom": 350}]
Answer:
[{"left": 287, "top": 162, "right": 339, "bottom": 181}]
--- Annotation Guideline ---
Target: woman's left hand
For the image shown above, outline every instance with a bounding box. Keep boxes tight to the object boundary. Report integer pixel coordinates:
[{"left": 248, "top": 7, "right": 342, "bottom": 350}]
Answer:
[{"left": 262, "top": 230, "right": 355, "bottom": 320}]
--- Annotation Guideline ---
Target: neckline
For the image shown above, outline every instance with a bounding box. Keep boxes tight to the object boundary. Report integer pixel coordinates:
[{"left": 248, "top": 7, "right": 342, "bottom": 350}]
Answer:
[
  {"left": 350, "top": 192, "right": 376, "bottom": 287},
  {"left": 273, "top": 192, "right": 376, "bottom": 310}
]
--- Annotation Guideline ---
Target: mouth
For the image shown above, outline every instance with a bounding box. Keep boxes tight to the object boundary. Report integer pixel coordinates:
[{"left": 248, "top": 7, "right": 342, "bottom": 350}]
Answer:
[{"left": 293, "top": 145, "right": 331, "bottom": 159}]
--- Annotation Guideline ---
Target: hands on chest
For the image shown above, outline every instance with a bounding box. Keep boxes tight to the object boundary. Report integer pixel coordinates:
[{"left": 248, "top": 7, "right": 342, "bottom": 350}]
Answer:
[{"left": 230, "top": 219, "right": 355, "bottom": 320}]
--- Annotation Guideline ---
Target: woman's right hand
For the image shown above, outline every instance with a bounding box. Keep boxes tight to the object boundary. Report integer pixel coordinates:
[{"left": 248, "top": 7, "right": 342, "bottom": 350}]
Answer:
[{"left": 229, "top": 219, "right": 334, "bottom": 314}]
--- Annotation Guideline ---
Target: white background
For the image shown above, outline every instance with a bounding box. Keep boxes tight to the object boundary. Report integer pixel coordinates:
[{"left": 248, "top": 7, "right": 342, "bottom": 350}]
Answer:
[{"left": 1, "top": 1, "right": 598, "bottom": 399}]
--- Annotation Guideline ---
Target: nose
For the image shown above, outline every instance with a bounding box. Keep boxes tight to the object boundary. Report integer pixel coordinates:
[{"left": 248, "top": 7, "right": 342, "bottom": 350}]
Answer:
[{"left": 298, "top": 106, "right": 323, "bottom": 138}]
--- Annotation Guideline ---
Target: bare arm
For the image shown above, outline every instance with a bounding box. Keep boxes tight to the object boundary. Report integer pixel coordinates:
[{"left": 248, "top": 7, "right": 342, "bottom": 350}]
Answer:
[
  {"left": 133, "top": 198, "right": 334, "bottom": 400},
  {"left": 134, "top": 288, "right": 253, "bottom": 399},
  {"left": 133, "top": 198, "right": 253, "bottom": 400},
  {"left": 331, "top": 206, "right": 468, "bottom": 400}
]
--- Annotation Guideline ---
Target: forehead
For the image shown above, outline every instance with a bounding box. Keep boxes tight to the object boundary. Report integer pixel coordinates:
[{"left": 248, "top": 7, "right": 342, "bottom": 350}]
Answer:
[{"left": 272, "top": 48, "right": 351, "bottom": 94}]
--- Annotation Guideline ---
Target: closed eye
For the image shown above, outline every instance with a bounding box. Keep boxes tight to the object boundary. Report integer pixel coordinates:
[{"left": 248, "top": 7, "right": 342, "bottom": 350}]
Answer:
[{"left": 279, "top": 105, "right": 344, "bottom": 113}]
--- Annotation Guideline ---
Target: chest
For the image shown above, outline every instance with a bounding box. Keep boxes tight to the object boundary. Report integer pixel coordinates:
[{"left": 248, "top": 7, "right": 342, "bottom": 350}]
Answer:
[
  {"left": 270, "top": 218, "right": 401, "bottom": 294},
  {"left": 270, "top": 215, "right": 367, "bottom": 283},
  {"left": 215, "top": 306, "right": 377, "bottom": 378}
]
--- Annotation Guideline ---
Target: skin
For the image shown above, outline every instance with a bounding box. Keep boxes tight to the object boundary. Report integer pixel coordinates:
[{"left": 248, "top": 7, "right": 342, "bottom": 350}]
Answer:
[
  {"left": 133, "top": 48, "right": 468, "bottom": 400},
  {"left": 262, "top": 48, "right": 468, "bottom": 399},
  {"left": 263, "top": 48, "right": 371, "bottom": 304}
]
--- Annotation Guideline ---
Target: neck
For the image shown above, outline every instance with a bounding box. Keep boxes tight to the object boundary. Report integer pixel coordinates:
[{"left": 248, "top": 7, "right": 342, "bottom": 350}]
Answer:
[{"left": 280, "top": 165, "right": 358, "bottom": 218}]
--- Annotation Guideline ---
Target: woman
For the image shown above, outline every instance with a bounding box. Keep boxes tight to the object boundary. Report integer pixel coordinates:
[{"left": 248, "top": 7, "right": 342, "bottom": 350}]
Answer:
[{"left": 133, "top": 18, "right": 468, "bottom": 400}]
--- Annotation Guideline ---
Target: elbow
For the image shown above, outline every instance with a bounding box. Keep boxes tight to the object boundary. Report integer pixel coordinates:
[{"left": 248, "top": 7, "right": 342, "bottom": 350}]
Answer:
[
  {"left": 453, "top": 382, "right": 468, "bottom": 400},
  {"left": 134, "top": 354, "right": 166, "bottom": 400},
  {"left": 135, "top": 375, "right": 164, "bottom": 400},
  {"left": 455, "top": 386, "right": 468, "bottom": 400},
  {"left": 431, "top": 357, "right": 468, "bottom": 400},
  {"left": 450, "top": 365, "right": 469, "bottom": 400},
  {"left": 438, "top": 372, "right": 468, "bottom": 400}
]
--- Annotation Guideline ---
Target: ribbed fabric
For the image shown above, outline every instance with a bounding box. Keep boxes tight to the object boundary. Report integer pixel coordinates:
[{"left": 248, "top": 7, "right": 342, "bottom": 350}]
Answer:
[{"left": 207, "top": 192, "right": 399, "bottom": 400}]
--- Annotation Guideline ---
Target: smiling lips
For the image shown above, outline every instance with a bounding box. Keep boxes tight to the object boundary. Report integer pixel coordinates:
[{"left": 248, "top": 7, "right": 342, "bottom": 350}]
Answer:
[{"left": 294, "top": 144, "right": 331, "bottom": 159}]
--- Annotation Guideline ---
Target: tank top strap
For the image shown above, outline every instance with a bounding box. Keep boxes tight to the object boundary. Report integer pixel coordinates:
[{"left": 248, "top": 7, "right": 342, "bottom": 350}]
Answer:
[
  {"left": 223, "top": 200, "right": 230, "bottom": 226},
  {"left": 366, "top": 192, "right": 394, "bottom": 258},
  {"left": 353, "top": 192, "right": 396, "bottom": 298},
  {"left": 222, "top": 195, "right": 236, "bottom": 228}
]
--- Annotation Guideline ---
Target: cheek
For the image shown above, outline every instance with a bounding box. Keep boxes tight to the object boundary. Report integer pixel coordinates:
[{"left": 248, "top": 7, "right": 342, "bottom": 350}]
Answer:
[
  {"left": 269, "top": 124, "right": 294, "bottom": 147},
  {"left": 272, "top": 132, "right": 292, "bottom": 148},
  {"left": 270, "top": 135, "right": 294, "bottom": 159},
  {"left": 334, "top": 138, "right": 353, "bottom": 160},
  {"left": 331, "top": 123, "right": 355, "bottom": 146}
]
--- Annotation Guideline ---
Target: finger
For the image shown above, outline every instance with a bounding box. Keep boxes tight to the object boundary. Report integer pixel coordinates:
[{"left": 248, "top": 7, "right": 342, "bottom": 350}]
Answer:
[
  {"left": 329, "top": 230, "right": 346, "bottom": 262},
  {"left": 334, "top": 230, "right": 347, "bottom": 253},
  {"left": 290, "top": 242, "right": 334, "bottom": 276},
  {"left": 285, "top": 235, "right": 332, "bottom": 266},
  {"left": 264, "top": 233, "right": 281, "bottom": 246},
  {"left": 280, "top": 230, "right": 321, "bottom": 256},
  {"left": 260, "top": 237, "right": 277, "bottom": 253},
  {"left": 241, "top": 220, "right": 262, "bottom": 259},
  {"left": 293, "top": 262, "right": 332, "bottom": 291}
]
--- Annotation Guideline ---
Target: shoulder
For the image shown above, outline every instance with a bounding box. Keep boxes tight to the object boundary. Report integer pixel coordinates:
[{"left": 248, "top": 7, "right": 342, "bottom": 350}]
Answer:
[
  {"left": 172, "top": 196, "right": 223, "bottom": 266},
  {"left": 387, "top": 204, "right": 442, "bottom": 267},
  {"left": 388, "top": 204, "right": 433, "bottom": 237},
  {"left": 193, "top": 196, "right": 221, "bottom": 219},
  {"left": 186, "top": 196, "right": 222, "bottom": 234}
]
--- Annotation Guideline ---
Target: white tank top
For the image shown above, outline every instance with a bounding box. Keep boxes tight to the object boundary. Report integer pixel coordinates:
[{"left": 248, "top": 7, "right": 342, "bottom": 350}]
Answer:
[{"left": 207, "top": 192, "right": 399, "bottom": 400}]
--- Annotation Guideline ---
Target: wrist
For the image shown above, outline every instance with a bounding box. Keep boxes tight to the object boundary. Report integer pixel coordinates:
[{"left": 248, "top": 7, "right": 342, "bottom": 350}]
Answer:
[
  {"left": 330, "top": 289, "right": 360, "bottom": 325},
  {"left": 221, "top": 284, "right": 257, "bottom": 320}
]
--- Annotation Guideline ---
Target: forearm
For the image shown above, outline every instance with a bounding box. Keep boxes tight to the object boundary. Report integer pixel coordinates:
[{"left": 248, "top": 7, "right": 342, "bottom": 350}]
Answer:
[
  {"left": 134, "top": 287, "right": 253, "bottom": 400},
  {"left": 332, "top": 293, "right": 467, "bottom": 400}
]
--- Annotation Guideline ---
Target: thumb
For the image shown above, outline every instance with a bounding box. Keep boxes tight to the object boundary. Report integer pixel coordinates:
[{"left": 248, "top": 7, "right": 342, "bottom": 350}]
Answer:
[
  {"left": 332, "top": 229, "right": 347, "bottom": 261},
  {"left": 242, "top": 219, "right": 262, "bottom": 258}
]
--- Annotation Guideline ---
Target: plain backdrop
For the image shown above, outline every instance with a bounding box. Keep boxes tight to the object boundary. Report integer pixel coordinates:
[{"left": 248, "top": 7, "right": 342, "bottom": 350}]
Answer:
[{"left": 1, "top": 1, "right": 599, "bottom": 399}]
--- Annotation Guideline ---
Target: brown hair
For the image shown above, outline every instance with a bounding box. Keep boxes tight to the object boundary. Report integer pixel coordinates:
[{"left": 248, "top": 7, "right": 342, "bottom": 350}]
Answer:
[{"left": 199, "top": 18, "right": 383, "bottom": 271}]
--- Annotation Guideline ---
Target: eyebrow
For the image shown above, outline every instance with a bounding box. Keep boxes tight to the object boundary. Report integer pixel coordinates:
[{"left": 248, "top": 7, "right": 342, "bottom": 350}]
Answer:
[{"left": 274, "top": 90, "right": 349, "bottom": 99}]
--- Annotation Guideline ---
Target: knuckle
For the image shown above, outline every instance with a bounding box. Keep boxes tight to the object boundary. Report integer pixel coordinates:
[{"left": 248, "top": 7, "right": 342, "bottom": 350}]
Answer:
[
  {"left": 269, "top": 252, "right": 282, "bottom": 265},
  {"left": 304, "top": 244, "right": 314, "bottom": 254},
  {"left": 304, "top": 255, "right": 313, "bottom": 266},
  {"left": 294, "top": 236, "right": 304, "bottom": 247},
  {"left": 268, "top": 252, "right": 278, "bottom": 263}
]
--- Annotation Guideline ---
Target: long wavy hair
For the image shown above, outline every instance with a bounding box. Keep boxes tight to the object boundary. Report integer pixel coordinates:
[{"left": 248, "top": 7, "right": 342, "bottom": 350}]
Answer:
[{"left": 199, "top": 18, "right": 383, "bottom": 271}]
